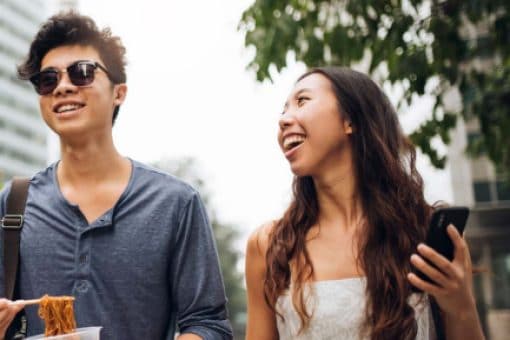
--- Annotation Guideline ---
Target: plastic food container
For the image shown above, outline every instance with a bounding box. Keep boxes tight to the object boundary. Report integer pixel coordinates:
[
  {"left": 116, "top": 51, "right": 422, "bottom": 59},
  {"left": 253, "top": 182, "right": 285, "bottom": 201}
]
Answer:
[{"left": 25, "top": 327, "right": 102, "bottom": 340}]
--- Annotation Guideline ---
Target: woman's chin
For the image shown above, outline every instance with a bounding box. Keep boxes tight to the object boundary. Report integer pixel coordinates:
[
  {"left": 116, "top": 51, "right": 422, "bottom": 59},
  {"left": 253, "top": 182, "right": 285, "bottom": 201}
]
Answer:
[{"left": 289, "top": 163, "right": 311, "bottom": 177}]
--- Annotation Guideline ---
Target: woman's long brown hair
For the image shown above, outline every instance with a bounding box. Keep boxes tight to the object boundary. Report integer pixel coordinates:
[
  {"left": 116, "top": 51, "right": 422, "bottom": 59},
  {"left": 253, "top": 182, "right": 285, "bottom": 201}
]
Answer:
[{"left": 264, "top": 67, "right": 432, "bottom": 339}]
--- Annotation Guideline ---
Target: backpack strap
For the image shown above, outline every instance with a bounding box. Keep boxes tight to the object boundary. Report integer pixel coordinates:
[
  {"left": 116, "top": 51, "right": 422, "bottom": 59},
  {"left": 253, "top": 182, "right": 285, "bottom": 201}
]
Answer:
[{"left": 2, "top": 178, "right": 30, "bottom": 300}]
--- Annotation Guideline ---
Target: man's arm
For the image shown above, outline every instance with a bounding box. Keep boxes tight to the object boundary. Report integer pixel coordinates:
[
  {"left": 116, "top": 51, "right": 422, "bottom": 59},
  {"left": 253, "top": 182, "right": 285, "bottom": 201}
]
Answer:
[
  {"left": 170, "top": 191, "right": 233, "bottom": 340},
  {"left": 177, "top": 334, "right": 202, "bottom": 340}
]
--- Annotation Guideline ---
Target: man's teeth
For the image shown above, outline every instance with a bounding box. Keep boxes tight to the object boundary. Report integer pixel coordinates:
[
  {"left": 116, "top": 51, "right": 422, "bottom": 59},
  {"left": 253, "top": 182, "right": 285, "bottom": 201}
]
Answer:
[
  {"left": 284, "top": 135, "right": 305, "bottom": 151},
  {"left": 56, "top": 104, "right": 82, "bottom": 113}
]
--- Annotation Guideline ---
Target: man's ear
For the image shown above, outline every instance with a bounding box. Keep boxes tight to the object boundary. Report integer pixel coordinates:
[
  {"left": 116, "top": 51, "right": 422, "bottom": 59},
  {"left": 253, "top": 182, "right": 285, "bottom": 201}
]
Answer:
[{"left": 113, "top": 84, "right": 128, "bottom": 106}]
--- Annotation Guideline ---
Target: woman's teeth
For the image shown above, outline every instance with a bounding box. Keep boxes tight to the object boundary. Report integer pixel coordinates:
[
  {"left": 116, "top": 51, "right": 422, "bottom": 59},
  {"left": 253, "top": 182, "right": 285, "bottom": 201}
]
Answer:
[{"left": 284, "top": 135, "right": 305, "bottom": 151}]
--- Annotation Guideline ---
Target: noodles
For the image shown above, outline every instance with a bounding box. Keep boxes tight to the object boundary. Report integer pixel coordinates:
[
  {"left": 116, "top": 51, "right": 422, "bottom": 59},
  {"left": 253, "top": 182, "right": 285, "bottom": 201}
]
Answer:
[{"left": 37, "top": 295, "right": 77, "bottom": 336}]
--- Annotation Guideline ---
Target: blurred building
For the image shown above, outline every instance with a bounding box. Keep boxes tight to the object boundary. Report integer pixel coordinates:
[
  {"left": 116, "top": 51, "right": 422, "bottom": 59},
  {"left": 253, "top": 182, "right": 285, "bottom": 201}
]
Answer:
[
  {"left": 57, "top": 0, "right": 78, "bottom": 12},
  {"left": 448, "top": 118, "right": 510, "bottom": 340},
  {"left": 0, "top": 0, "right": 48, "bottom": 181}
]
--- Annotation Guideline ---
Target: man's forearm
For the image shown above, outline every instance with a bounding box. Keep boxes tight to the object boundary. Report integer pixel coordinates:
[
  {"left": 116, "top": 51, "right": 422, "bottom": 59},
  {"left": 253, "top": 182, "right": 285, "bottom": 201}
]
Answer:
[{"left": 177, "top": 333, "right": 202, "bottom": 340}]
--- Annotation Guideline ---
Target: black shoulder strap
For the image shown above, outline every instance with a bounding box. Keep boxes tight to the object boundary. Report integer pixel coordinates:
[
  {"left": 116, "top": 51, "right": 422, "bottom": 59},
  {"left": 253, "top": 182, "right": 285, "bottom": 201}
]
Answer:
[
  {"left": 430, "top": 296, "right": 445, "bottom": 340},
  {"left": 2, "top": 177, "right": 30, "bottom": 300}
]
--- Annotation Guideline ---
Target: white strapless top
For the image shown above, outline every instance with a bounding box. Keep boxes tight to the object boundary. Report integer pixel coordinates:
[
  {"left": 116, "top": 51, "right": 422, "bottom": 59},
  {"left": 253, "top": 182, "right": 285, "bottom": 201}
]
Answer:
[{"left": 276, "top": 277, "right": 436, "bottom": 340}]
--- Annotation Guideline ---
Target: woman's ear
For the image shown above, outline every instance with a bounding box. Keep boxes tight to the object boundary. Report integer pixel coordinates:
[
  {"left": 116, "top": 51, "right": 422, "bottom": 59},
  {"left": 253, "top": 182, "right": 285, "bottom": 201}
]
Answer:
[
  {"left": 344, "top": 120, "right": 353, "bottom": 135},
  {"left": 113, "top": 84, "right": 128, "bottom": 106}
]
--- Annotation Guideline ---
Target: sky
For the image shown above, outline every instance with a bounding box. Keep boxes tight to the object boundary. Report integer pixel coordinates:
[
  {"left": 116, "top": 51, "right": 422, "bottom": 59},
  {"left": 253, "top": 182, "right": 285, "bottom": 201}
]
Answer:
[{"left": 46, "top": 0, "right": 453, "bottom": 248}]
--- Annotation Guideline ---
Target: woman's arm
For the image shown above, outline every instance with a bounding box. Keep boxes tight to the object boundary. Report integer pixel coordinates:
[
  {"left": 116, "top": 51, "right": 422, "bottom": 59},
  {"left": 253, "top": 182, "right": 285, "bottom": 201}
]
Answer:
[
  {"left": 245, "top": 224, "right": 279, "bottom": 340},
  {"left": 408, "top": 225, "right": 485, "bottom": 340}
]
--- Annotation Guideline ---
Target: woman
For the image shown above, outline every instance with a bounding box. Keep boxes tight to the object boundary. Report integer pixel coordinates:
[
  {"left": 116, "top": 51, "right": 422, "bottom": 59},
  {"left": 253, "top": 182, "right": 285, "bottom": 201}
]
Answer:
[{"left": 245, "top": 67, "right": 484, "bottom": 339}]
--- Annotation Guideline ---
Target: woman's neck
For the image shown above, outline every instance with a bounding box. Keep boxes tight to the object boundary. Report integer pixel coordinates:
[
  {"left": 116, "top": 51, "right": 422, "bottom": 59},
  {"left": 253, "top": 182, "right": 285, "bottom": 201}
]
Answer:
[{"left": 313, "top": 163, "right": 363, "bottom": 232}]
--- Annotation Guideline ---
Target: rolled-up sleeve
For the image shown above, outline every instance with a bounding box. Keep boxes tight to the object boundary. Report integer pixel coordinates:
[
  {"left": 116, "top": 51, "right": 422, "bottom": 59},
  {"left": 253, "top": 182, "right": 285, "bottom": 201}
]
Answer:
[{"left": 169, "top": 191, "right": 233, "bottom": 340}]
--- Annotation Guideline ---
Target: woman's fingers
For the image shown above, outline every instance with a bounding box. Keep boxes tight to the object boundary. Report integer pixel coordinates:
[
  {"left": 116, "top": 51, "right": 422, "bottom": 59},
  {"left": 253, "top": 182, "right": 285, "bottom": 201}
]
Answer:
[
  {"left": 410, "top": 254, "right": 452, "bottom": 289},
  {"left": 407, "top": 272, "right": 442, "bottom": 296},
  {"left": 447, "top": 224, "right": 467, "bottom": 265},
  {"left": 416, "top": 243, "right": 456, "bottom": 278}
]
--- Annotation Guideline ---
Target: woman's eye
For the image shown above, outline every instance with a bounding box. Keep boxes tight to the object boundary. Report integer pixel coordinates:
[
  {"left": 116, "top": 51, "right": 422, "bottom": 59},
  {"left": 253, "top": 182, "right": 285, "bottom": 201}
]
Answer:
[{"left": 297, "top": 96, "right": 308, "bottom": 106}]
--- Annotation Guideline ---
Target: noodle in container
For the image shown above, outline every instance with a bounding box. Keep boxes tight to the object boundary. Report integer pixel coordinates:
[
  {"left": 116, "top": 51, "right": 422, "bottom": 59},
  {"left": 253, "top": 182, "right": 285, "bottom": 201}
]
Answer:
[
  {"left": 25, "top": 327, "right": 102, "bottom": 340},
  {"left": 24, "top": 295, "right": 101, "bottom": 339}
]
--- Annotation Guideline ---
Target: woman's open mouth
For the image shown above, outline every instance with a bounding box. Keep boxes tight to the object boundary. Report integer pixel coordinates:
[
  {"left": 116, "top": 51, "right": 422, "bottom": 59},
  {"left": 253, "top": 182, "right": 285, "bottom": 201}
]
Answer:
[{"left": 283, "top": 134, "right": 305, "bottom": 157}]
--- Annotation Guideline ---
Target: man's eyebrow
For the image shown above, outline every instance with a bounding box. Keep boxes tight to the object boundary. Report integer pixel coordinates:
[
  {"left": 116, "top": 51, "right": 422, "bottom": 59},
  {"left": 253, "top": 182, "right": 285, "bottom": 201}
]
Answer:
[{"left": 40, "top": 65, "right": 57, "bottom": 72}]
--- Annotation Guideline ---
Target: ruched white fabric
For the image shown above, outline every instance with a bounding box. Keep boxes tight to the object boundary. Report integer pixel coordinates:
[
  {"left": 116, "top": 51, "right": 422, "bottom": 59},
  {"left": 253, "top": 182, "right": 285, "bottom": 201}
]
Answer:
[{"left": 276, "top": 277, "right": 435, "bottom": 340}]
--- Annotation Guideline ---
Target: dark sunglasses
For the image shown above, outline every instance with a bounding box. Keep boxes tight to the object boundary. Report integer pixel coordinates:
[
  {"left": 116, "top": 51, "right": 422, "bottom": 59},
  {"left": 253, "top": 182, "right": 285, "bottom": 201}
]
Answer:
[{"left": 29, "top": 60, "right": 111, "bottom": 95}]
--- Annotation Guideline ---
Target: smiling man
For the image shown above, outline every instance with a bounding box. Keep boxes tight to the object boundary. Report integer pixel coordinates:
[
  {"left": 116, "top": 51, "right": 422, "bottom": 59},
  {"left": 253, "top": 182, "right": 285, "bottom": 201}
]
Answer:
[{"left": 0, "top": 11, "right": 232, "bottom": 340}]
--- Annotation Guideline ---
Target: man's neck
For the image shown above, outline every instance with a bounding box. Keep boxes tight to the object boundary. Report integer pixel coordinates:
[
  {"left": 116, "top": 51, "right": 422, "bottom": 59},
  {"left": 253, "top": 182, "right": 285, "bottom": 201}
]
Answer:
[{"left": 57, "top": 137, "right": 128, "bottom": 186}]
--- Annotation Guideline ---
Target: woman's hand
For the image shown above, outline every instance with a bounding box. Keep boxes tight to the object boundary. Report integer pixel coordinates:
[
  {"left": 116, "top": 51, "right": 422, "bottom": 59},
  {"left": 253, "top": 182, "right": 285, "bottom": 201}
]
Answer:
[
  {"left": 0, "top": 298, "right": 24, "bottom": 339},
  {"left": 407, "top": 224, "right": 475, "bottom": 315},
  {"left": 407, "top": 225, "right": 485, "bottom": 339}
]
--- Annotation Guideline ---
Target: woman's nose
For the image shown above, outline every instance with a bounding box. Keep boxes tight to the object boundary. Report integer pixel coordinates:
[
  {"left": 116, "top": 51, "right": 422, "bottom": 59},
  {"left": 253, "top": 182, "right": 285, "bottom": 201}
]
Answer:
[{"left": 278, "top": 111, "right": 294, "bottom": 130}]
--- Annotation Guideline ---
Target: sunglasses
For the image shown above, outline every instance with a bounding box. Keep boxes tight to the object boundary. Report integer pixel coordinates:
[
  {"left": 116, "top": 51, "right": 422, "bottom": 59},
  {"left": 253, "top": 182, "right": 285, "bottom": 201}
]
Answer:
[{"left": 29, "top": 60, "right": 111, "bottom": 95}]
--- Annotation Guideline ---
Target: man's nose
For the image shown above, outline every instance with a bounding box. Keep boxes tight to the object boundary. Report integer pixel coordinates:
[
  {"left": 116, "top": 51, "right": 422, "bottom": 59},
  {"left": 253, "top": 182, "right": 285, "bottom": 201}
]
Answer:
[{"left": 53, "top": 72, "right": 78, "bottom": 96}]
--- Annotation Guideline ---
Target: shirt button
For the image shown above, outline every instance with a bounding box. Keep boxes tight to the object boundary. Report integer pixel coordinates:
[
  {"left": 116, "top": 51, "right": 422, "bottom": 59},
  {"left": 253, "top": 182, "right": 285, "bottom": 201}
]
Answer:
[
  {"left": 79, "top": 254, "right": 88, "bottom": 265},
  {"left": 76, "top": 280, "right": 88, "bottom": 293}
]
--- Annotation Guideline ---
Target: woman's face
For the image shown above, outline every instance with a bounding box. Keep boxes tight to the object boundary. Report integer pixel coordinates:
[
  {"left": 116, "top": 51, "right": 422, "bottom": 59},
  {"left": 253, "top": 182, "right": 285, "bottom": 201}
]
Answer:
[{"left": 278, "top": 73, "right": 353, "bottom": 177}]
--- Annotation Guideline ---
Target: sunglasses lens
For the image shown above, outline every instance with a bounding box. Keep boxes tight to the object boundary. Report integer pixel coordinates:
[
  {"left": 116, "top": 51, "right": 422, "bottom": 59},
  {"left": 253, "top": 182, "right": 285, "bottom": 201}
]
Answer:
[
  {"left": 68, "top": 62, "right": 96, "bottom": 86},
  {"left": 30, "top": 61, "right": 103, "bottom": 95},
  {"left": 32, "top": 71, "right": 59, "bottom": 95}
]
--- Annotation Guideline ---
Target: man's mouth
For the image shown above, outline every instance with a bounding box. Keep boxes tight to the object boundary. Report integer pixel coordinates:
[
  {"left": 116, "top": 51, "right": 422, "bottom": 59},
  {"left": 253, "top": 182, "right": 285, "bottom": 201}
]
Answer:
[{"left": 54, "top": 103, "right": 85, "bottom": 114}]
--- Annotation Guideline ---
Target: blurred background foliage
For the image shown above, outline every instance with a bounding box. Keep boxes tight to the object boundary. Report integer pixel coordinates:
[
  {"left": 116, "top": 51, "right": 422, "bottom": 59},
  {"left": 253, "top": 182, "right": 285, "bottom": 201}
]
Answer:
[{"left": 239, "top": 0, "right": 510, "bottom": 176}]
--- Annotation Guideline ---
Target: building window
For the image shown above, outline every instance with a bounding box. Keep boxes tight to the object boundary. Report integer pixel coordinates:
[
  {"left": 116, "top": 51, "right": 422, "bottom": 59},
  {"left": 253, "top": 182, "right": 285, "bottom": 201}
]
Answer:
[
  {"left": 473, "top": 180, "right": 510, "bottom": 204},
  {"left": 492, "top": 246, "right": 510, "bottom": 309},
  {"left": 496, "top": 180, "right": 510, "bottom": 201},
  {"left": 473, "top": 181, "right": 492, "bottom": 202}
]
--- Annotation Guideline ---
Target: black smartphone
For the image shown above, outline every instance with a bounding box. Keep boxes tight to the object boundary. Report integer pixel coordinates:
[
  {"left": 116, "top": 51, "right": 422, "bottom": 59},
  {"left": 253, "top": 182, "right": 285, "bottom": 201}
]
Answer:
[{"left": 413, "top": 206, "right": 470, "bottom": 285}]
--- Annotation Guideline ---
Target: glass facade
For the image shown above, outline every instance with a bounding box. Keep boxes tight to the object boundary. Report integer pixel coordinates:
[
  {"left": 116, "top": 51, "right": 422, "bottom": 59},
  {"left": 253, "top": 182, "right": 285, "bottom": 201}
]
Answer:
[
  {"left": 473, "top": 180, "right": 510, "bottom": 204},
  {"left": 0, "top": 0, "right": 47, "bottom": 181}
]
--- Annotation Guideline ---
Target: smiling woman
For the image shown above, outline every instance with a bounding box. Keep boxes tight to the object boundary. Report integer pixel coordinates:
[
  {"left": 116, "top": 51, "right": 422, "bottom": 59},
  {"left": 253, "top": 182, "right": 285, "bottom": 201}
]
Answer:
[{"left": 245, "top": 67, "right": 485, "bottom": 340}]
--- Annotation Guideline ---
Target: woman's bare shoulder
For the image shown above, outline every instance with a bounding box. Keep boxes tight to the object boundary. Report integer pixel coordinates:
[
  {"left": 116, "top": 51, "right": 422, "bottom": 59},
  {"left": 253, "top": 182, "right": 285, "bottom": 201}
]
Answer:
[{"left": 246, "top": 220, "right": 277, "bottom": 259}]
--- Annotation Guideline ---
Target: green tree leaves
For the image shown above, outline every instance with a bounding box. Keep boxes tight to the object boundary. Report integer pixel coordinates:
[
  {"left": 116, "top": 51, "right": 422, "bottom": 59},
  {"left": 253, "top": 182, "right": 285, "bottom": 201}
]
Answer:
[{"left": 240, "top": 0, "right": 510, "bottom": 173}]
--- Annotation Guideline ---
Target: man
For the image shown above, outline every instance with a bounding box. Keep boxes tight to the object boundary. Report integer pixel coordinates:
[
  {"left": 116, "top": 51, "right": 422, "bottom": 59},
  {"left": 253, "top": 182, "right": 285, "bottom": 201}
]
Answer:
[{"left": 0, "top": 11, "right": 232, "bottom": 340}]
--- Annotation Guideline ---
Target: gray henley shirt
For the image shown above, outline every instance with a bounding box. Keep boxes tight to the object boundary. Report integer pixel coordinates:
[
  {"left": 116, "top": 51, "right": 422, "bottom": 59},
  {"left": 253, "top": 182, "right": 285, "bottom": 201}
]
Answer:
[{"left": 0, "top": 160, "right": 233, "bottom": 339}]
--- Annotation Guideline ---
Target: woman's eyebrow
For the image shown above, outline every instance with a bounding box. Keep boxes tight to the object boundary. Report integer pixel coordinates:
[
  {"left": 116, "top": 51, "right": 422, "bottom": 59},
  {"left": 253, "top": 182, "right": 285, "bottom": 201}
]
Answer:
[
  {"left": 294, "top": 88, "right": 311, "bottom": 97},
  {"left": 283, "top": 88, "right": 313, "bottom": 110}
]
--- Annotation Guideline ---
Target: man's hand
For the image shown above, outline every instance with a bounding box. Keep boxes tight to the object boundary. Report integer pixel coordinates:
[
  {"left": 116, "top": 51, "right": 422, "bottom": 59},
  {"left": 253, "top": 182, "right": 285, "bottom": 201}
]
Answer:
[{"left": 0, "top": 298, "right": 24, "bottom": 339}]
